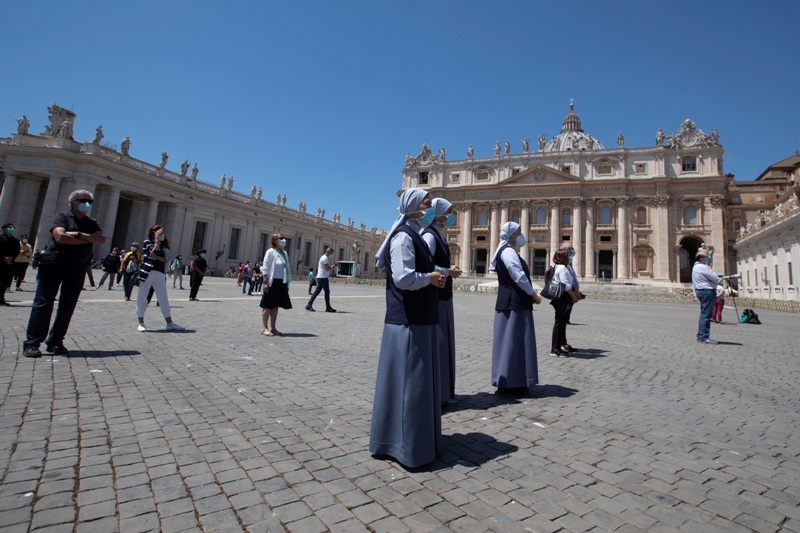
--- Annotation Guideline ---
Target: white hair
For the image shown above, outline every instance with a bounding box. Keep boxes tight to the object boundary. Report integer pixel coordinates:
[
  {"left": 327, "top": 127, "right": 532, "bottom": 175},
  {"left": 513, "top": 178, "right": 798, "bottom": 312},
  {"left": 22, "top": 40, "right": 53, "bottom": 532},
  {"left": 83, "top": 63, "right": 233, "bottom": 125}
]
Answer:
[{"left": 68, "top": 189, "right": 94, "bottom": 203}]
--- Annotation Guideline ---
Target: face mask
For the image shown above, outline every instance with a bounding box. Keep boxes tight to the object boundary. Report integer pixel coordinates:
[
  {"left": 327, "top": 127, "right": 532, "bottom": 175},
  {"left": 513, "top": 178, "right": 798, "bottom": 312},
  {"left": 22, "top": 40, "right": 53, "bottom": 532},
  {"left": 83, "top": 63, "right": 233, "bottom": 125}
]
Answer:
[
  {"left": 416, "top": 207, "right": 435, "bottom": 228},
  {"left": 515, "top": 234, "right": 526, "bottom": 247},
  {"left": 569, "top": 249, "right": 576, "bottom": 264},
  {"left": 444, "top": 213, "right": 456, "bottom": 228},
  {"left": 200, "top": 253, "right": 206, "bottom": 259},
  {"left": 22, "top": 238, "right": 28, "bottom": 243},
  {"left": 77, "top": 202, "right": 92, "bottom": 214},
  {"left": 278, "top": 239, "right": 287, "bottom": 247},
  {"left": 5, "top": 228, "right": 15, "bottom": 235},
  {"left": 132, "top": 247, "right": 139, "bottom": 251}
]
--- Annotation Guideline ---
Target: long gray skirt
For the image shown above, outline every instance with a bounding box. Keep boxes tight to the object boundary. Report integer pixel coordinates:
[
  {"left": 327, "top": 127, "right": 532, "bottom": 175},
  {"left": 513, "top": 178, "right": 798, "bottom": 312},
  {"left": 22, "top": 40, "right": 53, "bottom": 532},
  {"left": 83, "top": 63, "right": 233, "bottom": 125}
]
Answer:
[
  {"left": 438, "top": 299, "right": 456, "bottom": 403},
  {"left": 369, "top": 323, "right": 442, "bottom": 468},
  {"left": 491, "top": 309, "right": 538, "bottom": 388}
]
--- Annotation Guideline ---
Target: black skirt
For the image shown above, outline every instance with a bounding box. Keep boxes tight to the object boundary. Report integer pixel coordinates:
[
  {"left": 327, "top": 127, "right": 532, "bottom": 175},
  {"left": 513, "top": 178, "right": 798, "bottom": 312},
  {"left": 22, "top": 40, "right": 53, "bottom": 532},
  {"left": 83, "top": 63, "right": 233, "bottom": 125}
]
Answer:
[{"left": 260, "top": 278, "right": 292, "bottom": 309}]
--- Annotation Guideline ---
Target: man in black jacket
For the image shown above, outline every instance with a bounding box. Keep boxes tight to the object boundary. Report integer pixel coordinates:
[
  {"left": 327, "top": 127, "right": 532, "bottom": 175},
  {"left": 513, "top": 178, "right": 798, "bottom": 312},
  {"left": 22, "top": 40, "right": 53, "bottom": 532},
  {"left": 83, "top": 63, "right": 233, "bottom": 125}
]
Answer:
[{"left": 0, "top": 223, "right": 21, "bottom": 305}]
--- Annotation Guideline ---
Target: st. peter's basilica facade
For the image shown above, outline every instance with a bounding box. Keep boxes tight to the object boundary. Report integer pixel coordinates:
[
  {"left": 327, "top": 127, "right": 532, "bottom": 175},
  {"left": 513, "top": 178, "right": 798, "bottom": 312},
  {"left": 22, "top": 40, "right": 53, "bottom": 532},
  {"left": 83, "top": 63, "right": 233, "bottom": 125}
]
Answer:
[{"left": 402, "top": 103, "right": 730, "bottom": 285}]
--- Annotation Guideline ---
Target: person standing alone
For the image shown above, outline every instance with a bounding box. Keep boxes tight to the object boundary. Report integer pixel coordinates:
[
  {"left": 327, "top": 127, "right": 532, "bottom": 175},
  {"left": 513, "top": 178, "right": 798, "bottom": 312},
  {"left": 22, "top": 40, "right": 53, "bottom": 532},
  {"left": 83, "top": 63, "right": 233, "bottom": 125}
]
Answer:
[
  {"left": 305, "top": 247, "right": 339, "bottom": 312},
  {"left": 692, "top": 248, "right": 720, "bottom": 344},
  {"left": 0, "top": 223, "right": 20, "bottom": 305},
  {"left": 22, "top": 190, "right": 105, "bottom": 357}
]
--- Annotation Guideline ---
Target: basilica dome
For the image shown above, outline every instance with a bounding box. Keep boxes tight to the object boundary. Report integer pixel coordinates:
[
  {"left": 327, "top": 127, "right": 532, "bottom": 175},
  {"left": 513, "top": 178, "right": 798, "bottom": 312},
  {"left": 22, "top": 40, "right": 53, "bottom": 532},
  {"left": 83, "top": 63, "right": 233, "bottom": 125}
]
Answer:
[{"left": 543, "top": 102, "right": 605, "bottom": 153}]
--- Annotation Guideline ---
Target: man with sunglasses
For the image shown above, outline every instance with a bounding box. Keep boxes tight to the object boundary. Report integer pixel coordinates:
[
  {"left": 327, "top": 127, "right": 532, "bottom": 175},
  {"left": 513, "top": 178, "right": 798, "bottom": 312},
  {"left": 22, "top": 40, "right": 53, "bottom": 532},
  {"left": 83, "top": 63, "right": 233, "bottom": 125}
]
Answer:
[{"left": 22, "top": 190, "right": 105, "bottom": 357}]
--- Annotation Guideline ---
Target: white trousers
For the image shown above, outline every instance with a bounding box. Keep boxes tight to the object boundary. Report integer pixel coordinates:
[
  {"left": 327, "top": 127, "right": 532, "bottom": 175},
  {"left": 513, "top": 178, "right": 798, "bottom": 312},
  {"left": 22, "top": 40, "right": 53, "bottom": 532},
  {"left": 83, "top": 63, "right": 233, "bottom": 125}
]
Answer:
[{"left": 136, "top": 271, "right": 171, "bottom": 320}]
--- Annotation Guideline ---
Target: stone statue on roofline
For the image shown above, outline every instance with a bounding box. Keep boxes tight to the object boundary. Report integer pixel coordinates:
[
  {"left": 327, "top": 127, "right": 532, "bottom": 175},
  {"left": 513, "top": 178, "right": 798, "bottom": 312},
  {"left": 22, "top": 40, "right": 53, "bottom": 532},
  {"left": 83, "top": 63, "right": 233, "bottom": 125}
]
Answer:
[
  {"left": 467, "top": 145, "right": 474, "bottom": 158},
  {"left": 92, "top": 125, "right": 104, "bottom": 144},
  {"left": 504, "top": 141, "right": 510, "bottom": 155},
  {"left": 121, "top": 137, "right": 131, "bottom": 155},
  {"left": 494, "top": 142, "right": 501, "bottom": 156},
  {"left": 16, "top": 115, "right": 30, "bottom": 135},
  {"left": 190, "top": 163, "right": 198, "bottom": 179},
  {"left": 180, "top": 159, "right": 190, "bottom": 176},
  {"left": 656, "top": 128, "right": 665, "bottom": 146},
  {"left": 219, "top": 174, "right": 227, "bottom": 188},
  {"left": 617, "top": 133, "right": 624, "bottom": 148},
  {"left": 250, "top": 186, "right": 257, "bottom": 198},
  {"left": 538, "top": 134, "right": 546, "bottom": 151},
  {"left": 257, "top": 187, "right": 262, "bottom": 200},
  {"left": 226, "top": 176, "right": 234, "bottom": 191},
  {"left": 522, "top": 138, "right": 529, "bottom": 153},
  {"left": 158, "top": 152, "right": 168, "bottom": 168}
]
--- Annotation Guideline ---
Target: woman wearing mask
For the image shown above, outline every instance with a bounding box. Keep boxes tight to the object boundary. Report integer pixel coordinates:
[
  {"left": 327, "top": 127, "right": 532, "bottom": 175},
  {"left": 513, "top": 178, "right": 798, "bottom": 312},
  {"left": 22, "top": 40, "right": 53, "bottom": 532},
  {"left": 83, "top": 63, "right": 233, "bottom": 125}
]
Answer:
[
  {"left": 550, "top": 248, "right": 581, "bottom": 356},
  {"left": 421, "top": 198, "right": 462, "bottom": 405},
  {"left": 489, "top": 221, "right": 542, "bottom": 394},
  {"left": 260, "top": 233, "right": 292, "bottom": 336},
  {"left": 189, "top": 250, "right": 207, "bottom": 301},
  {"left": 121, "top": 243, "right": 143, "bottom": 301},
  {"left": 14, "top": 234, "right": 33, "bottom": 290},
  {"left": 136, "top": 226, "right": 184, "bottom": 332},
  {"left": 369, "top": 188, "right": 447, "bottom": 468}
]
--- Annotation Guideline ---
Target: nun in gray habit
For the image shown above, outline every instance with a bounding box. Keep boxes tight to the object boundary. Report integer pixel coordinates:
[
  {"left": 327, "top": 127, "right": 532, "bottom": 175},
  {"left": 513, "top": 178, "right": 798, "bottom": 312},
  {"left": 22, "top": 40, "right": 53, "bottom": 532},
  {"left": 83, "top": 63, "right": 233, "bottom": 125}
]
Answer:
[
  {"left": 422, "top": 198, "right": 462, "bottom": 404},
  {"left": 490, "top": 221, "right": 542, "bottom": 393},
  {"left": 369, "top": 188, "right": 447, "bottom": 468}
]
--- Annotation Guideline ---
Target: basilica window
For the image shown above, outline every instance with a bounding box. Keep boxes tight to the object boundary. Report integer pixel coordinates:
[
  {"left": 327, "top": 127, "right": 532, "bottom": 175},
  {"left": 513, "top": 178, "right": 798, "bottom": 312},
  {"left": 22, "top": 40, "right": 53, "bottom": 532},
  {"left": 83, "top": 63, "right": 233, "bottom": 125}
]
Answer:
[
  {"left": 561, "top": 165, "right": 571, "bottom": 174},
  {"left": 562, "top": 209, "right": 571, "bottom": 226},
  {"left": 597, "top": 164, "right": 612, "bottom": 175},
  {"left": 635, "top": 163, "right": 647, "bottom": 174},
  {"left": 636, "top": 206, "right": 647, "bottom": 225},
  {"left": 599, "top": 206, "right": 612, "bottom": 225},
  {"left": 734, "top": 220, "right": 741, "bottom": 233},
  {"left": 450, "top": 172, "right": 461, "bottom": 183},
  {"left": 476, "top": 209, "right": 489, "bottom": 226},
  {"left": 681, "top": 156, "right": 697, "bottom": 172},
  {"left": 684, "top": 205, "right": 698, "bottom": 225},
  {"left": 511, "top": 212, "right": 520, "bottom": 224},
  {"left": 228, "top": 227, "right": 241, "bottom": 259},
  {"left": 418, "top": 171, "right": 429, "bottom": 185},
  {"left": 534, "top": 207, "right": 547, "bottom": 225},
  {"left": 476, "top": 171, "right": 489, "bottom": 181}
]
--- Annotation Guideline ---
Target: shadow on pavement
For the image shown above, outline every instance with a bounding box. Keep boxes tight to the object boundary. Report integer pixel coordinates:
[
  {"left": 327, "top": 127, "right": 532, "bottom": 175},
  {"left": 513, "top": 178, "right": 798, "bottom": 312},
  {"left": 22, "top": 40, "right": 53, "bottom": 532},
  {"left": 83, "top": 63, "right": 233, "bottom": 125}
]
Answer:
[
  {"left": 567, "top": 348, "right": 607, "bottom": 359},
  {"left": 63, "top": 350, "right": 142, "bottom": 358},
  {"left": 529, "top": 384, "right": 579, "bottom": 398},
  {"left": 444, "top": 392, "right": 527, "bottom": 412},
  {"left": 435, "top": 432, "right": 519, "bottom": 470},
  {"left": 278, "top": 332, "right": 318, "bottom": 338}
]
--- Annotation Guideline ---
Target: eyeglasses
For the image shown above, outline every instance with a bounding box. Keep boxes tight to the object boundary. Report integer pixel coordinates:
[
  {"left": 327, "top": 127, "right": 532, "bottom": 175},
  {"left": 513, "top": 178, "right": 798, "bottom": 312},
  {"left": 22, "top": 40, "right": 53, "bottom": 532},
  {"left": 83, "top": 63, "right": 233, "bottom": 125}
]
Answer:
[{"left": 75, "top": 198, "right": 94, "bottom": 204}]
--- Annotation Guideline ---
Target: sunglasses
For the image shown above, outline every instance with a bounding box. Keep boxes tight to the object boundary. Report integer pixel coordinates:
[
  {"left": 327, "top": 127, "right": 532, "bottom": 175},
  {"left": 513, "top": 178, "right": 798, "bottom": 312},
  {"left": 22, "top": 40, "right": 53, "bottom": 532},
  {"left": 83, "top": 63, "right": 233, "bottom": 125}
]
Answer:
[{"left": 74, "top": 198, "right": 94, "bottom": 204}]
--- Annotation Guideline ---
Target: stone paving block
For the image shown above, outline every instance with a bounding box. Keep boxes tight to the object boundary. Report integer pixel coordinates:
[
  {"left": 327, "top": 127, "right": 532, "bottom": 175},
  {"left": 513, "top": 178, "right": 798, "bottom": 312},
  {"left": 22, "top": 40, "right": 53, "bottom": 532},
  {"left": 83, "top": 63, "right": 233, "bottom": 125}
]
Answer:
[
  {"left": 30, "top": 506, "right": 75, "bottom": 529},
  {"left": 76, "top": 516, "right": 120, "bottom": 533}
]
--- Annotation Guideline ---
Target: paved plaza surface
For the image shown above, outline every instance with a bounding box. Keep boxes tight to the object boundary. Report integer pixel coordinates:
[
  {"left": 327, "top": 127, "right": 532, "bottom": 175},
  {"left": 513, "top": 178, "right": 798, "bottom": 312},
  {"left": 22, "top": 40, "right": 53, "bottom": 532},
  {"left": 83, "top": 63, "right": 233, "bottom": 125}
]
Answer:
[{"left": 1, "top": 276, "right": 798, "bottom": 533}]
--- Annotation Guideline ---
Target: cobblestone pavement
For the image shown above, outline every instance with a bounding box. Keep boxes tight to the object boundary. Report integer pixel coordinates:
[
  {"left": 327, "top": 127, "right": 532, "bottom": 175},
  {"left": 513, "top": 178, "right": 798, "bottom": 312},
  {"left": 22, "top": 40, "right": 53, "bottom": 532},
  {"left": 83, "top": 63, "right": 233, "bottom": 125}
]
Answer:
[{"left": 1, "top": 276, "right": 798, "bottom": 533}]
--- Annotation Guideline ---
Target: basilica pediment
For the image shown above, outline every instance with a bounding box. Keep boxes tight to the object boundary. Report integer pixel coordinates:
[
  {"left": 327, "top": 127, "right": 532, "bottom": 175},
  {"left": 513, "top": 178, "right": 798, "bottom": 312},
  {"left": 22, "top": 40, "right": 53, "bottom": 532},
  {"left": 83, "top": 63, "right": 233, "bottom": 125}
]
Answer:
[{"left": 501, "top": 165, "right": 582, "bottom": 186}]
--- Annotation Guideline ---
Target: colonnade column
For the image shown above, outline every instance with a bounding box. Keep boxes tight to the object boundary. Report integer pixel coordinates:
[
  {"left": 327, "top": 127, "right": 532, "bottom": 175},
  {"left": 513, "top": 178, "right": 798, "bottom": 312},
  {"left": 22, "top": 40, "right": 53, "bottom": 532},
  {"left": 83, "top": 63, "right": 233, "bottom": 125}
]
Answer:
[
  {"left": 655, "top": 196, "right": 671, "bottom": 280},
  {"left": 460, "top": 203, "right": 472, "bottom": 273},
  {"left": 519, "top": 201, "right": 530, "bottom": 262},
  {"left": 617, "top": 198, "right": 630, "bottom": 279},
  {"left": 33, "top": 176, "right": 63, "bottom": 253},
  {"left": 99, "top": 188, "right": 121, "bottom": 257},
  {"left": 549, "top": 201, "right": 560, "bottom": 259},
  {"left": 499, "top": 201, "right": 509, "bottom": 227},
  {"left": 585, "top": 200, "right": 595, "bottom": 278},
  {"left": 171, "top": 205, "right": 188, "bottom": 256},
  {"left": 709, "top": 197, "right": 726, "bottom": 273},
  {"left": 572, "top": 199, "right": 583, "bottom": 277},
  {"left": 489, "top": 202, "right": 500, "bottom": 260},
  {"left": 0, "top": 174, "right": 18, "bottom": 224}
]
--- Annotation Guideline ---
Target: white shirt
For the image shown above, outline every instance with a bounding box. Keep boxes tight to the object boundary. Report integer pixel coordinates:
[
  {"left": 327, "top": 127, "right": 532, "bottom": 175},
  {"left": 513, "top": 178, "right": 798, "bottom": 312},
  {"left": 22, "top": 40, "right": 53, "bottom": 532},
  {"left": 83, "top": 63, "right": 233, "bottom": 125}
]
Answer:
[
  {"left": 262, "top": 248, "right": 290, "bottom": 287},
  {"left": 500, "top": 247, "right": 534, "bottom": 296},
  {"left": 692, "top": 261, "right": 719, "bottom": 290},
  {"left": 553, "top": 264, "right": 575, "bottom": 292},
  {"left": 316, "top": 254, "right": 332, "bottom": 279}
]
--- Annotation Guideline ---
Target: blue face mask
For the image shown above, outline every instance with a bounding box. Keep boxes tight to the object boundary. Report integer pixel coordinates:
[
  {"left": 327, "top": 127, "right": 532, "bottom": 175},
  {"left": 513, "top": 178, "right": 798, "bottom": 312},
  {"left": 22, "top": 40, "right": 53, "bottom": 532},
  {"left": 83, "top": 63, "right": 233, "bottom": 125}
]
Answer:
[
  {"left": 77, "top": 202, "right": 92, "bottom": 214},
  {"left": 416, "top": 207, "right": 436, "bottom": 228},
  {"left": 443, "top": 213, "right": 456, "bottom": 228},
  {"left": 569, "top": 249, "right": 575, "bottom": 264}
]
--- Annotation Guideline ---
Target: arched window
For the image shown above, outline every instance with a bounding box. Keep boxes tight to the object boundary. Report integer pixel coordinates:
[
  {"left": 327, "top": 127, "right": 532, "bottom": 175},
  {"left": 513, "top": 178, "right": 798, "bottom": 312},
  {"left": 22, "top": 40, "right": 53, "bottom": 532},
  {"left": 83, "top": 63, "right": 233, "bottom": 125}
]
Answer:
[
  {"left": 534, "top": 207, "right": 547, "bottom": 225},
  {"left": 599, "top": 206, "right": 612, "bottom": 225},
  {"left": 511, "top": 212, "right": 520, "bottom": 224},
  {"left": 684, "top": 206, "right": 698, "bottom": 225},
  {"left": 562, "top": 209, "right": 571, "bottom": 226},
  {"left": 636, "top": 206, "right": 647, "bottom": 225},
  {"left": 476, "top": 209, "right": 489, "bottom": 226}
]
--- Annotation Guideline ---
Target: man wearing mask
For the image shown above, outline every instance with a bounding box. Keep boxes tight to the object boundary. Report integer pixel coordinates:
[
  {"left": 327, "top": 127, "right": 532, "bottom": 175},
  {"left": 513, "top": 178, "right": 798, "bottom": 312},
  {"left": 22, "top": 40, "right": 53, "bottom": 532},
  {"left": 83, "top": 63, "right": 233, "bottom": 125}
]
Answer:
[
  {"left": 305, "top": 247, "right": 340, "bottom": 312},
  {"left": 22, "top": 190, "right": 105, "bottom": 357},
  {"left": 14, "top": 233, "right": 33, "bottom": 291},
  {"left": 189, "top": 249, "right": 207, "bottom": 301},
  {"left": 1, "top": 223, "right": 21, "bottom": 305}
]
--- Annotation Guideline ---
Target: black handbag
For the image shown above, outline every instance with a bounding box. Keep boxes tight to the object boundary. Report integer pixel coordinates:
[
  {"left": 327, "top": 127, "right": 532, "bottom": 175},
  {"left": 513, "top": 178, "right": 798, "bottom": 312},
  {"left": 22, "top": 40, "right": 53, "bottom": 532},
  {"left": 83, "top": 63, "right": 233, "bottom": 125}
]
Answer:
[{"left": 539, "top": 277, "right": 565, "bottom": 300}]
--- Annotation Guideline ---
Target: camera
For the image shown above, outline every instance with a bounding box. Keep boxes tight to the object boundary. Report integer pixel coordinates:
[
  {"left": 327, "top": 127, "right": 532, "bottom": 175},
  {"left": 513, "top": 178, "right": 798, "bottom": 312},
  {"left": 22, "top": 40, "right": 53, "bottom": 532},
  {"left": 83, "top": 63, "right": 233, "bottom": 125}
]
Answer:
[
  {"left": 579, "top": 293, "right": 587, "bottom": 300},
  {"left": 720, "top": 274, "right": 741, "bottom": 280}
]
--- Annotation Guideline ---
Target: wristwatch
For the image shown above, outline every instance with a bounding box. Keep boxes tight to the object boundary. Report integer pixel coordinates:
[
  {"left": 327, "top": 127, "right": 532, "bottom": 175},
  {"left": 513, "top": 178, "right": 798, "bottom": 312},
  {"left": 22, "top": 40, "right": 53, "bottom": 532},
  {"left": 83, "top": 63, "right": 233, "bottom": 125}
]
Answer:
[{"left": 76, "top": 232, "right": 83, "bottom": 239}]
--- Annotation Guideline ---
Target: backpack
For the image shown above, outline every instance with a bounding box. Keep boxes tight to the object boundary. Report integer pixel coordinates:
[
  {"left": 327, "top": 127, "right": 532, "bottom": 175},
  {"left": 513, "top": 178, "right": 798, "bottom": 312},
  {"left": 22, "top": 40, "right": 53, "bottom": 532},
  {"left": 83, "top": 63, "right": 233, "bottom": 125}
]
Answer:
[{"left": 740, "top": 308, "right": 761, "bottom": 324}]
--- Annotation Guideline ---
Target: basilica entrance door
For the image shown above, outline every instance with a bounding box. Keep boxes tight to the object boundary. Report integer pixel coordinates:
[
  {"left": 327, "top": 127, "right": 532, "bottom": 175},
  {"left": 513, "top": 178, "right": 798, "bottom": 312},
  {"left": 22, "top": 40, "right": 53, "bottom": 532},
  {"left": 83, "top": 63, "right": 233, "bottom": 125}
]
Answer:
[
  {"left": 679, "top": 237, "right": 703, "bottom": 283},
  {"left": 531, "top": 249, "right": 547, "bottom": 277},
  {"left": 598, "top": 250, "right": 614, "bottom": 280},
  {"left": 475, "top": 249, "right": 488, "bottom": 275}
]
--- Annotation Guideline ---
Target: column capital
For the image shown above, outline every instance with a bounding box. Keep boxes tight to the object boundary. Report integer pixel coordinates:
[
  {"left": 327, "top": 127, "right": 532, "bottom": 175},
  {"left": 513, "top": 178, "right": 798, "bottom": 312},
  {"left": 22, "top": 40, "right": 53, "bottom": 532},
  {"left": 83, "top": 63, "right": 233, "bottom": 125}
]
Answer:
[
  {"left": 453, "top": 202, "right": 472, "bottom": 211},
  {"left": 571, "top": 198, "right": 584, "bottom": 208},
  {"left": 617, "top": 196, "right": 630, "bottom": 207},
  {"left": 498, "top": 200, "right": 510, "bottom": 209}
]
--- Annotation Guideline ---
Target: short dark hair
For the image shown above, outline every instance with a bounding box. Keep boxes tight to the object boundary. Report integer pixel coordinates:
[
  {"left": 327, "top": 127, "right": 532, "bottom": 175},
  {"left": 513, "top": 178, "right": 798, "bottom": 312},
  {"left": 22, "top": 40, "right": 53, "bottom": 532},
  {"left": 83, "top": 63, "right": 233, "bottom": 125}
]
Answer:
[
  {"left": 553, "top": 249, "right": 570, "bottom": 265},
  {"left": 2, "top": 223, "right": 14, "bottom": 229}
]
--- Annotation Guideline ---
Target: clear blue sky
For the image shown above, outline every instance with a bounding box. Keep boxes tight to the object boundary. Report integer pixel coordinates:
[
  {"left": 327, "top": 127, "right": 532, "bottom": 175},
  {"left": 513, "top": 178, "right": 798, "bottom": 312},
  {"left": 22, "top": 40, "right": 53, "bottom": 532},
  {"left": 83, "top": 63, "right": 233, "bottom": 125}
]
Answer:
[{"left": 3, "top": 1, "right": 799, "bottom": 230}]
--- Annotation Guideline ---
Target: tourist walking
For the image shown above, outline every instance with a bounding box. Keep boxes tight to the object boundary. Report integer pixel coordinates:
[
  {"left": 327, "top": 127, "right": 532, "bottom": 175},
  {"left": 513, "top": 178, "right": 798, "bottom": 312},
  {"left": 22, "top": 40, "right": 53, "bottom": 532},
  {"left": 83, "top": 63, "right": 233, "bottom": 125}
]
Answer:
[
  {"left": 490, "top": 221, "right": 542, "bottom": 393},
  {"left": 422, "top": 198, "right": 462, "bottom": 404},
  {"left": 136, "top": 225, "right": 184, "bottom": 332},
  {"left": 369, "top": 188, "right": 446, "bottom": 468},
  {"left": 22, "top": 190, "right": 105, "bottom": 357},
  {"left": 121, "top": 243, "right": 143, "bottom": 301},
  {"left": 189, "top": 249, "right": 207, "bottom": 301},
  {"left": 13, "top": 233, "right": 32, "bottom": 291},
  {"left": 260, "top": 233, "right": 292, "bottom": 336},
  {"left": 172, "top": 255, "right": 185, "bottom": 289},
  {"left": 306, "top": 248, "right": 339, "bottom": 312},
  {"left": 97, "top": 248, "right": 121, "bottom": 290}
]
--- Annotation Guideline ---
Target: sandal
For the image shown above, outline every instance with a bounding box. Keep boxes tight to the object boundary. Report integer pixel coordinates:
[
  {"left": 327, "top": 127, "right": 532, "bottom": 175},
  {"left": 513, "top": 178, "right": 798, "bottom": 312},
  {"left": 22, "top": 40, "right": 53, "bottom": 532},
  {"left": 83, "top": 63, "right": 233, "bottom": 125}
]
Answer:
[
  {"left": 271, "top": 329, "right": 283, "bottom": 336},
  {"left": 261, "top": 329, "right": 274, "bottom": 336}
]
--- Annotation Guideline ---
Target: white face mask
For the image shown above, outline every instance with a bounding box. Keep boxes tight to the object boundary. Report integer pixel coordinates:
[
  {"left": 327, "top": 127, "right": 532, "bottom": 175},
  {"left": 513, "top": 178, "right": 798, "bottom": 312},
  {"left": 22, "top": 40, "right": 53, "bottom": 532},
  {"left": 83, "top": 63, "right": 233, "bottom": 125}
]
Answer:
[
  {"left": 515, "top": 234, "right": 526, "bottom": 247},
  {"left": 278, "top": 239, "right": 287, "bottom": 248},
  {"left": 200, "top": 253, "right": 206, "bottom": 259}
]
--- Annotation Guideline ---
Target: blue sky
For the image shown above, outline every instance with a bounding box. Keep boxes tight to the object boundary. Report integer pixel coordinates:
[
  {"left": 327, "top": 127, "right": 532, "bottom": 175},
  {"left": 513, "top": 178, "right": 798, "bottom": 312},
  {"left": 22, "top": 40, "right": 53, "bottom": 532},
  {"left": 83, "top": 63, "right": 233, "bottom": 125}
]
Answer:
[{"left": 3, "top": 1, "right": 799, "bottom": 230}]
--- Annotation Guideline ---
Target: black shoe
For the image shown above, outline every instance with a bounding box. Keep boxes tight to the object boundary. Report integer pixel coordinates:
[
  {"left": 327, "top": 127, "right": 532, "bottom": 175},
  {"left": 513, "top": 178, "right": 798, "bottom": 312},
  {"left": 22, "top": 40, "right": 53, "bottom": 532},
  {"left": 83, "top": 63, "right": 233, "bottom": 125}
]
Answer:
[
  {"left": 305, "top": 305, "right": 315, "bottom": 312},
  {"left": 325, "top": 308, "right": 337, "bottom": 313},
  {"left": 0, "top": 301, "right": 10, "bottom": 306},
  {"left": 23, "top": 346, "right": 42, "bottom": 358},
  {"left": 46, "top": 345, "right": 69, "bottom": 355}
]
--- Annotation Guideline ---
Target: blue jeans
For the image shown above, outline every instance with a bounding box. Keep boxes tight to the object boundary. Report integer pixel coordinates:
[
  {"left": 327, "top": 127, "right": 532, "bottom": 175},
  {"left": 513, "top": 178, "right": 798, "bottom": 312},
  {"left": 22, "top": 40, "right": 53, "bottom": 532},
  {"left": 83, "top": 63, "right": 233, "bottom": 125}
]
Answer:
[
  {"left": 24, "top": 263, "right": 86, "bottom": 349},
  {"left": 307, "top": 277, "right": 331, "bottom": 309},
  {"left": 696, "top": 288, "right": 716, "bottom": 341}
]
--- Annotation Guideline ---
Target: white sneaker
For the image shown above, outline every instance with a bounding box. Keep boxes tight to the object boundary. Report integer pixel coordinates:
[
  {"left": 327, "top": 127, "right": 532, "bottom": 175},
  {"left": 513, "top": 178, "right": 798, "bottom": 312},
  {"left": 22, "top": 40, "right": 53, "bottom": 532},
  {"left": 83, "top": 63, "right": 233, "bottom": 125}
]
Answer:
[
  {"left": 137, "top": 324, "right": 147, "bottom": 332},
  {"left": 165, "top": 322, "right": 185, "bottom": 332}
]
